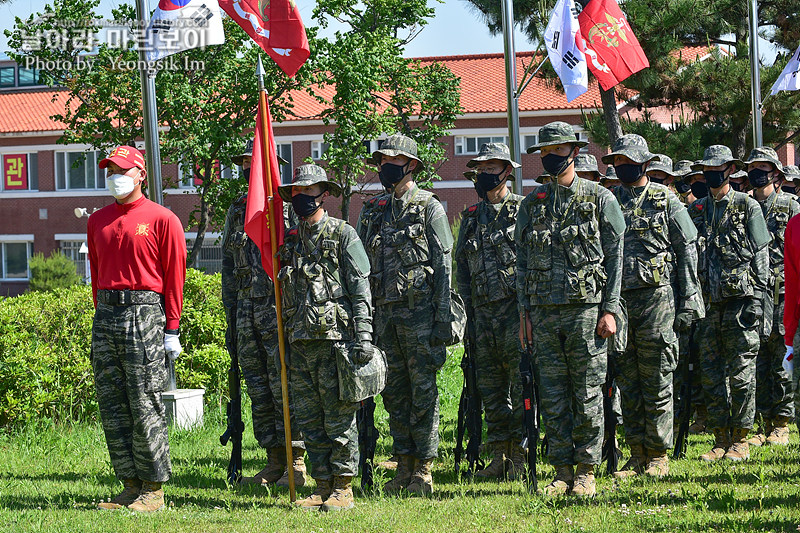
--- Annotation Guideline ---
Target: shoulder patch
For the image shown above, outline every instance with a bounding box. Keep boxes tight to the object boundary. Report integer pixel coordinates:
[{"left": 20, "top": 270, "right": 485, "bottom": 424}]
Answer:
[
  {"left": 536, "top": 191, "right": 546, "bottom": 199},
  {"left": 378, "top": 199, "right": 388, "bottom": 206},
  {"left": 288, "top": 228, "right": 298, "bottom": 236},
  {"left": 468, "top": 204, "right": 478, "bottom": 213}
]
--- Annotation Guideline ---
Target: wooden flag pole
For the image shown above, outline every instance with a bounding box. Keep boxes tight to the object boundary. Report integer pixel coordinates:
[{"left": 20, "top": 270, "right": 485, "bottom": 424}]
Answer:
[{"left": 256, "top": 56, "right": 296, "bottom": 502}]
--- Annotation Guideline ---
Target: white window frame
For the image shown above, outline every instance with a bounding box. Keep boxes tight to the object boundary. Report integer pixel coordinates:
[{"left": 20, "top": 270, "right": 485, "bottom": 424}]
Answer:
[
  {"left": 454, "top": 135, "right": 508, "bottom": 155},
  {"left": 178, "top": 161, "right": 234, "bottom": 189},
  {"left": 311, "top": 141, "right": 329, "bottom": 160},
  {"left": 1, "top": 152, "right": 38, "bottom": 191},
  {"left": 276, "top": 143, "right": 293, "bottom": 184},
  {"left": 523, "top": 134, "right": 538, "bottom": 152},
  {"left": 576, "top": 132, "right": 590, "bottom": 152},
  {"left": 55, "top": 150, "right": 104, "bottom": 191},
  {"left": 58, "top": 239, "right": 89, "bottom": 281},
  {"left": 0, "top": 238, "right": 34, "bottom": 280}
]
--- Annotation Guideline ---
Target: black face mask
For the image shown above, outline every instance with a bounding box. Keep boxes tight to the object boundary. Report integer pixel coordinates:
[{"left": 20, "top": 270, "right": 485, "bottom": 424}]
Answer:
[
  {"left": 649, "top": 175, "right": 665, "bottom": 185},
  {"left": 291, "top": 191, "right": 324, "bottom": 219},
  {"left": 782, "top": 185, "right": 796, "bottom": 195},
  {"left": 379, "top": 161, "right": 410, "bottom": 189},
  {"left": 675, "top": 181, "right": 691, "bottom": 194},
  {"left": 476, "top": 171, "right": 507, "bottom": 196},
  {"left": 747, "top": 168, "right": 772, "bottom": 189},
  {"left": 473, "top": 180, "right": 487, "bottom": 200},
  {"left": 690, "top": 181, "right": 709, "bottom": 199},
  {"left": 729, "top": 181, "right": 742, "bottom": 192},
  {"left": 242, "top": 168, "right": 250, "bottom": 181},
  {"left": 541, "top": 153, "right": 573, "bottom": 177},
  {"left": 615, "top": 164, "right": 645, "bottom": 184},
  {"left": 703, "top": 166, "right": 729, "bottom": 189}
]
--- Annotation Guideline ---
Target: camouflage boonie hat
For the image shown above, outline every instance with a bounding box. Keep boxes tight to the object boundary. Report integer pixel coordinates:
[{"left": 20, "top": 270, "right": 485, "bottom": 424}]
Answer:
[
  {"left": 729, "top": 169, "right": 748, "bottom": 180},
  {"left": 673, "top": 159, "right": 694, "bottom": 177},
  {"left": 277, "top": 164, "right": 342, "bottom": 201},
  {"left": 574, "top": 154, "right": 600, "bottom": 176},
  {"left": 600, "top": 165, "right": 618, "bottom": 184},
  {"left": 685, "top": 160, "right": 703, "bottom": 179},
  {"left": 538, "top": 172, "right": 554, "bottom": 184},
  {"left": 463, "top": 170, "right": 477, "bottom": 180},
  {"left": 648, "top": 154, "right": 677, "bottom": 176},
  {"left": 232, "top": 138, "right": 288, "bottom": 166},
  {"left": 601, "top": 134, "right": 657, "bottom": 165},
  {"left": 527, "top": 121, "right": 588, "bottom": 152},
  {"left": 368, "top": 133, "right": 424, "bottom": 173},
  {"left": 466, "top": 142, "right": 521, "bottom": 172},
  {"left": 691, "top": 145, "right": 743, "bottom": 171},
  {"left": 783, "top": 165, "right": 800, "bottom": 182},
  {"left": 744, "top": 146, "right": 784, "bottom": 177}
]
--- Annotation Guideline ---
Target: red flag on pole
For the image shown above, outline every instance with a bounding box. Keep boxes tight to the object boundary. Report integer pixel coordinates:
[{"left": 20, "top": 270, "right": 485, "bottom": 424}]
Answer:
[
  {"left": 244, "top": 98, "right": 284, "bottom": 280},
  {"left": 219, "top": 0, "right": 310, "bottom": 77},
  {"left": 577, "top": 0, "right": 649, "bottom": 90}
]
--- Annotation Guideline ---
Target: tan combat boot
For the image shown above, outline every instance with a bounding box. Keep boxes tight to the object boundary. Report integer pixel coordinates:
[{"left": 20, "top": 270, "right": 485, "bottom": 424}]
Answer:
[
  {"left": 540, "top": 465, "right": 574, "bottom": 496},
  {"left": 407, "top": 458, "right": 434, "bottom": 496},
  {"left": 700, "top": 427, "right": 731, "bottom": 462},
  {"left": 747, "top": 419, "right": 769, "bottom": 447},
  {"left": 383, "top": 454, "right": 414, "bottom": 493},
  {"left": 724, "top": 428, "right": 750, "bottom": 461},
  {"left": 294, "top": 478, "right": 332, "bottom": 510},
  {"left": 643, "top": 450, "right": 669, "bottom": 477},
  {"left": 320, "top": 476, "right": 355, "bottom": 512},
  {"left": 127, "top": 481, "right": 164, "bottom": 512},
  {"left": 689, "top": 405, "right": 709, "bottom": 434},
  {"left": 97, "top": 478, "right": 141, "bottom": 510},
  {"left": 377, "top": 455, "right": 399, "bottom": 470},
  {"left": 766, "top": 416, "right": 790, "bottom": 446},
  {"left": 243, "top": 447, "right": 286, "bottom": 485},
  {"left": 571, "top": 464, "right": 596, "bottom": 497},
  {"left": 614, "top": 444, "right": 646, "bottom": 479},
  {"left": 277, "top": 447, "right": 307, "bottom": 488},
  {"left": 506, "top": 443, "right": 527, "bottom": 480},
  {"left": 475, "top": 441, "right": 508, "bottom": 479}
]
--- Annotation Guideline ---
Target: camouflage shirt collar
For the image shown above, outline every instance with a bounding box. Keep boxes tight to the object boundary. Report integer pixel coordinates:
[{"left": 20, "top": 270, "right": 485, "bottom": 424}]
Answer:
[
  {"left": 300, "top": 211, "right": 330, "bottom": 236},
  {"left": 711, "top": 185, "right": 735, "bottom": 207}
]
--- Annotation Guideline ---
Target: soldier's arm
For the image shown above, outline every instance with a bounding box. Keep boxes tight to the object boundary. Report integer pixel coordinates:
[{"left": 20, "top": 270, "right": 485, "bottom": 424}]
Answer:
[
  {"left": 355, "top": 202, "right": 370, "bottom": 242},
  {"left": 746, "top": 197, "right": 772, "bottom": 299},
  {"left": 597, "top": 190, "right": 626, "bottom": 316},
  {"left": 220, "top": 205, "right": 238, "bottom": 311},
  {"left": 426, "top": 199, "right": 454, "bottom": 323},
  {"left": 667, "top": 194, "right": 704, "bottom": 320},
  {"left": 341, "top": 224, "right": 373, "bottom": 340},
  {"left": 454, "top": 212, "right": 473, "bottom": 312},
  {"left": 515, "top": 197, "right": 531, "bottom": 314}
]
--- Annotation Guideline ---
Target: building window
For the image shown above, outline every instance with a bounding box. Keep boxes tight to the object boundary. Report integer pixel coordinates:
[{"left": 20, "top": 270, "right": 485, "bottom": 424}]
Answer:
[
  {"left": 311, "top": 141, "right": 329, "bottom": 160},
  {"left": 1, "top": 242, "right": 33, "bottom": 280},
  {"left": 55, "top": 151, "right": 104, "bottom": 190},
  {"left": 0, "top": 67, "right": 14, "bottom": 87},
  {"left": 276, "top": 143, "right": 292, "bottom": 184},
  {"left": 17, "top": 68, "right": 40, "bottom": 87},
  {"left": 454, "top": 135, "right": 508, "bottom": 155},
  {"left": 186, "top": 238, "right": 223, "bottom": 274},
  {"left": 59, "top": 241, "right": 89, "bottom": 281},
  {"left": 2, "top": 153, "right": 38, "bottom": 191},
  {"left": 523, "top": 135, "right": 538, "bottom": 151},
  {"left": 576, "top": 132, "right": 590, "bottom": 152}
]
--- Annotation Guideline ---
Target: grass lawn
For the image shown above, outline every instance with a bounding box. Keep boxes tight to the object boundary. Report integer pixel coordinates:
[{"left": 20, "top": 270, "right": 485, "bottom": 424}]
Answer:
[{"left": 1, "top": 346, "right": 799, "bottom": 532}]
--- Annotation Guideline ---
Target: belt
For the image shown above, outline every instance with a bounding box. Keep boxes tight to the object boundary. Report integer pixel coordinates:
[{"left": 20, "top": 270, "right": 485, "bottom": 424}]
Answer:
[{"left": 97, "top": 289, "right": 161, "bottom": 306}]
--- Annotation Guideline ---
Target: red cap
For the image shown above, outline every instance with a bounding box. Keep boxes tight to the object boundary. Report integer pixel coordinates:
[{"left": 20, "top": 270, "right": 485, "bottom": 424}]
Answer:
[{"left": 98, "top": 145, "right": 146, "bottom": 170}]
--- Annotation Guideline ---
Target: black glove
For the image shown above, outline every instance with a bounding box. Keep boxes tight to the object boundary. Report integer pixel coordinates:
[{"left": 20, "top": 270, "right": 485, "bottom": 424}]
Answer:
[
  {"left": 673, "top": 310, "right": 693, "bottom": 333},
  {"left": 742, "top": 297, "right": 762, "bottom": 328},
  {"left": 352, "top": 334, "right": 374, "bottom": 364},
  {"left": 430, "top": 321, "right": 451, "bottom": 346}
]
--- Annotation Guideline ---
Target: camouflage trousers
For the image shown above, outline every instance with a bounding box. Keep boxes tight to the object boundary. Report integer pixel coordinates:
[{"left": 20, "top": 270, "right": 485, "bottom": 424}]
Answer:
[
  {"left": 91, "top": 300, "right": 170, "bottom": 482},
  {"left": 289, "top": 339, "right": 358, "bottom": 479},
  {"left": 530, "top": 304, "right": 606, "bottom": 466},
  {"left": 473, "top": 298, "right": 523, "bottom": 444},
  {"left": 236, "top": 297, "right": 302, "bottom": 450},
  {"left": 754, "top": 297, "right": 794, "bottom": 421},
  {"left": 697, "top": 299, "right": 759, "bottom": 430},
  {"left": 616, "top": 286, "right": 678, "bottom": 452},
  {"left": 376, "top": 302, "right": 445, "bottom": 460}
]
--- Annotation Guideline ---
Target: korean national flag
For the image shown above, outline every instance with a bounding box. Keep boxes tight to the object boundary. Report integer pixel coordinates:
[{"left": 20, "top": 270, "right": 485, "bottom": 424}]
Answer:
[
  {"left": 544, "top": 0, "right": 589, "bottom": 102},
  {"left": 145, "top": 0, "right": 226, "bottom": 63},
  {"left": 770, "top": 44, "right": 800, "bottom": 96}
]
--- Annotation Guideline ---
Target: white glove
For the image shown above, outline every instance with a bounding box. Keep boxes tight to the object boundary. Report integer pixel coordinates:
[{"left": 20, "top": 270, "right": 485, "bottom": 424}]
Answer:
[
  {"left": 783, "top": 345, "right": 794, "bottom": 375},
  {"left": 164, "top": 333, "right": 182, "bottom": 362}
]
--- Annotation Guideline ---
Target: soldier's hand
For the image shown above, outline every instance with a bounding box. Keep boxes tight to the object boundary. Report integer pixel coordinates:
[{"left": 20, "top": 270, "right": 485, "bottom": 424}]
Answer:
[
  {"left": 353, "top": 340, "right": 374, "bottom": 365},
  {"left": 430, "top": 321, "right": 451, "bottom": 346},
  {"left": 596, "top": 312, "right": 617, "bottom": 339},
  {"left": 673, "top": 311, "right": 693, "bottom": 333},
  {"left": 164, "top": 333, "right": 182, "bottom": 362},
  {"left": 742, "top": 298, "right": 762, "bottom": 327}
]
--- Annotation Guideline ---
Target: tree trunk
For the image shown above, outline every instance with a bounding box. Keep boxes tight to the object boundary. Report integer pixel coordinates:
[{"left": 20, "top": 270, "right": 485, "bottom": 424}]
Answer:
[
  {"left": 341, "top": 181, "right": 352, "bottom": 224},
  {"left": 600, "top": 86, "right": 623, "bottom": 144},
  {"left": 188, "top": 191, "right": 209, "bottom": 268},
  {"left": 733, "top": 125, "right": 748, "bottom": 160}
]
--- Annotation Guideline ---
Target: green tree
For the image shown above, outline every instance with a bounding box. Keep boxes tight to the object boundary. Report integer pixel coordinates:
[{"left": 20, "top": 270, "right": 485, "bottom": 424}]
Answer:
[
  {"left": 5, "top": 0, "right": 315, "bottom": 266},
  {"left": 309, "top": 0, "right": 462, "bottom": 219},
  {"left": 28, "top": 251, "right": 81, "bottom": 292}
]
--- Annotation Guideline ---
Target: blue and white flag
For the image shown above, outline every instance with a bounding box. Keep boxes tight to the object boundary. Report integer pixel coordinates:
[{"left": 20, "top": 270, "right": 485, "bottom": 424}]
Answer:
[
  {"left": 145, "top": 0, "right": 226, "bottom": 63},
  {"left": 771, "top": 44, "right": 800, "bottom": 96},
  {"left": 544, "top": 0, "right": 589, "bottom": 102}
]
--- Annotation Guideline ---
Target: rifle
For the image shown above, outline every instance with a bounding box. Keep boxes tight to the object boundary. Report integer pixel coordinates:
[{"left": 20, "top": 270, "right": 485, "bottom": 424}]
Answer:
[
  {"left": 219, "top": 307, "right": 244, "bottom": 485},
  {"left": 673, "top": 322, "right": 696, "bottom": 460},
  {"left": 602, "top": 354, "right": 621, "bottom": 475},
  {"left": 454, "top": 332, "right": 484, "bottom": 477},
  {"left": 357, "top": 396, "right": 379, "bottom": 490},
  {"left": 519, "top": 316, "right": 539, "bottom": 492}
]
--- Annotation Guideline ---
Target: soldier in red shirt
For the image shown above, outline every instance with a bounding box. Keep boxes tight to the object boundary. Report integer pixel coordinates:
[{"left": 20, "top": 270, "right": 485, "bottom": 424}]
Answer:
[{"left": 88, "top": 145, "right": 186, "bottom": 512}]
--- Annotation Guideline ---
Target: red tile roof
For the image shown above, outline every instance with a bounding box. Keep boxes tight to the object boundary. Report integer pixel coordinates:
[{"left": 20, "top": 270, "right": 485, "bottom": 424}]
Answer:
[{"left": 0, "top": 89, "right": 71, "bottom": 133}]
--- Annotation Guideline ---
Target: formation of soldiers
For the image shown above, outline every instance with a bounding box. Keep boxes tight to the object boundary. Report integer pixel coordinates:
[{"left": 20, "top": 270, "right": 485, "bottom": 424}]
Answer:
[{"left": 220, "top": 121, "right": 799, "bottom": 509}]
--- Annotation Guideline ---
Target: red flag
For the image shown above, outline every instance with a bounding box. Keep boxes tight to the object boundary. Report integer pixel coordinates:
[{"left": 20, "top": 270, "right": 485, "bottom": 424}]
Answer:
[
  {"left": 577, "top": 0, "right": 649, "bottom": 90},
  {"left": 244, "top": 98, "right": 284, "bottom": 280},
  {"left": 219, "top": 0, "right": 310, "bottom": 77}
]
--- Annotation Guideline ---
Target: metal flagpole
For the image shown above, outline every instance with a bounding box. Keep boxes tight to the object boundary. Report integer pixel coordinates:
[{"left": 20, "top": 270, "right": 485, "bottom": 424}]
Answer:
[
  {"left": 501, "top": 0, "right": 523, "bottom": 195},
  {"left": 256, "top": 56, "right": 296, "bottom": 502},
  {"left": 135, "top": 0, "right": 174, "bottom": 389},
  {"left": 749, "top": 0, "right": 763, "bottom": 147}
]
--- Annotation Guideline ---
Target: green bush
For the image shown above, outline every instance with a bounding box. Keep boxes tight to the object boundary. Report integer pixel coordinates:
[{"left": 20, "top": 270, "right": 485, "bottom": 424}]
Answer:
[
  {"left": 28, "top": 251, "right": 81, "bottom": 292},
  {"left": 0, "top": 269, "right": 230, "bottom": 428}
]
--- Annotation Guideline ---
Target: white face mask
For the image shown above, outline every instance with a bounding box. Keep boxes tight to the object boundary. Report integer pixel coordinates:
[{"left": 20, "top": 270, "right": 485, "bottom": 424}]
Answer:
[{"left": 106, "top": 173, "right": 137, "bottom": 199}]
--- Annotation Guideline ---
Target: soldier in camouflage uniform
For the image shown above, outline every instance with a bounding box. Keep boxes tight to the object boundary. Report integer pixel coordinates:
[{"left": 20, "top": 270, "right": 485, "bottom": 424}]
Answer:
[
  {"left": 357, "top": 133, "right": 454, "bottom": 495},
  {"left": 600, "top": 166, "right": 620, "bottom": 189},
  {"left": 729, "top": 169, "right": 750, "bottom": 194},
  {"left": 645, "top": 154, "right": 678, "bottom": 187},
  {"left": 575, "top": 154, "right": 601, "bottom": 182},
  {"left": 779, "top": 165, "right": 799, "bottom": 198},
  {"left": 688, "top": 145, "right": 771, "bottom": 462},
  {"left": 454, "top": 143, "right": 525, "bottom": 479},
  {"left": 742, "top": 147, "right": 798, "bottom": 447},
  {"left": 221, "top": 140, "right": 305, "bottom": 488},
  {"left": 517, "top": 122, "right": 626, "bottom": 497},
  {"left": 602, "top": 135, "right": 704, "bottom": 479},
  {"left": 672, "top": 160, "right": 697, "bottom": 205},
  {"left": 276, "top": 164, "right": 372, "bottom": 511}
]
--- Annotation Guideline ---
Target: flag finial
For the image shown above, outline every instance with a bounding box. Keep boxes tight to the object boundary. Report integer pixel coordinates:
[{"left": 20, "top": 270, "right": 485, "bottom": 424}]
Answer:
[{"left": 256, "top": 55, "right": 266, "bottom": 90}]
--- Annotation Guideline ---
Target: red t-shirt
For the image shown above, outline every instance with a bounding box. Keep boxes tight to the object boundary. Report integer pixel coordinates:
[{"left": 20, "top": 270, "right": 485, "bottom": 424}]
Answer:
[
  {"left": 784, "top": 214, "right": 800, "bottom": 345},
  {"left": 88, "top": 196, "right": 187, "bottom": 330}
]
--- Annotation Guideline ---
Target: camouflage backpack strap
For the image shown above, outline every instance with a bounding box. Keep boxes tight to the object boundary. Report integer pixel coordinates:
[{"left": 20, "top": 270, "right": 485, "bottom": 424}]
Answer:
[{"left": 319, "top": 218, "right": 347, "bottom": 286}]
